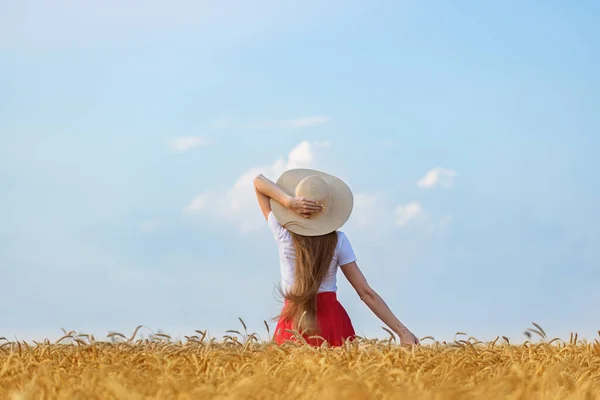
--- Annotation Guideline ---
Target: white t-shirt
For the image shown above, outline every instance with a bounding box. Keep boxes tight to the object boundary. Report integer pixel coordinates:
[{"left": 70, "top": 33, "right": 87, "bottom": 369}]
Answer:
[{"left": 268, "top": 211, "right": 357, "bottom": 294}]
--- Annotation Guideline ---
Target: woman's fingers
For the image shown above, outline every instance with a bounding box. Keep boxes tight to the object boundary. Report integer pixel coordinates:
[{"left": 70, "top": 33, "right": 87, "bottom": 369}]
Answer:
[
  {"left": 301, "top": 207, "right": 319, "bottom": 213},
  {"left": 302, "top": 201, "right": 324, "bottom": 211},
  {"left": 300, "top": 209, "right": 321, "bottom": 218},
  {"left": 291, "top": 197, "right": 324, "bottom": 217},
  {"left": 301, "top": 208, "right": 322, "bottom": 216}
]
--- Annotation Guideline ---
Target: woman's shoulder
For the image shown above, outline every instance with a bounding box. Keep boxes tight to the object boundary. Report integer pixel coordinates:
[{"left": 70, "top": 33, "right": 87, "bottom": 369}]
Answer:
[
  {"left": 268, "top": 211, "right": 289, "bottom": 241},
  {"left": 335, "top": 230, "right": 352, "bottom": 247},
  {"left": 336, "top": 229, "right": 352, "bottom": 238},
  {"left": 335, "top": 230, "right": 357, "bottom": 264}
]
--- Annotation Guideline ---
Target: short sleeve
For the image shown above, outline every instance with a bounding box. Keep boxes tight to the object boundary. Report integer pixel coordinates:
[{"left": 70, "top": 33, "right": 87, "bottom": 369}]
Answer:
[
  {"left": 338, "top": 232, "right": 357, "bottom": 266},
  {"left": 267, "top": 211, "right": 285, "bottom": 238}
]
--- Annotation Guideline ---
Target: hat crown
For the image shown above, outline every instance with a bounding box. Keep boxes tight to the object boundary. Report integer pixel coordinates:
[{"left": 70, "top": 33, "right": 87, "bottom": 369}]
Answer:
[
  {"left": 271, "top": 168, "right": 353, "bottom": 236},
  {"left": 295, "top": 175, "right": 330, "bottom": 204}
]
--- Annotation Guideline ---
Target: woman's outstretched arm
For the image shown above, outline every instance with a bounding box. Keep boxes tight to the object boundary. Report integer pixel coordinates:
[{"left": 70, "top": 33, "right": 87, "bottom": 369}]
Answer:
[
  {"left": 341, "top": 261, "right": 419, "bottom": 346},
  {"left": 254, "top": 174, "right": 323, "bottom": 221}
]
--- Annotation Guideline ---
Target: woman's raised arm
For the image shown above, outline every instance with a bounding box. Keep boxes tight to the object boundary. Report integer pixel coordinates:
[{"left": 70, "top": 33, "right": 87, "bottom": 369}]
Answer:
[{"left": 254, "top": 174, "right": 323, "bottom": 221}]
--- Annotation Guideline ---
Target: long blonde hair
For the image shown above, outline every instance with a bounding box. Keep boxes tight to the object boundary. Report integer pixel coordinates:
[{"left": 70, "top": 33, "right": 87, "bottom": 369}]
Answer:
[{"left": 276, "top": 230, "right": 338, "bottom": 335}]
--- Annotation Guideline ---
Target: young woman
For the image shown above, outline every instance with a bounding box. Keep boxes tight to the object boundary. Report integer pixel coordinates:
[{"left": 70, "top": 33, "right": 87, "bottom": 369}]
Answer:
[{"left": 254, "top": 168, "right": 419, "bottom": 347}]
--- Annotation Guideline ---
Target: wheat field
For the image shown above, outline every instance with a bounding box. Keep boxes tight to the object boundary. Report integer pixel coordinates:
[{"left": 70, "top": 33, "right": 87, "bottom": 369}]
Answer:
[{"left": 1, "top": 322, "right": 599, "bottom": 400}]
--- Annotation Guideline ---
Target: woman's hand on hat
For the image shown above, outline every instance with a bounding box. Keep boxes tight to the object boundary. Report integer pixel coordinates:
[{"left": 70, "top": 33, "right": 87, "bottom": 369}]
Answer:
[{"left": 287, "top": 196, "right": 324, "bottom": 218}]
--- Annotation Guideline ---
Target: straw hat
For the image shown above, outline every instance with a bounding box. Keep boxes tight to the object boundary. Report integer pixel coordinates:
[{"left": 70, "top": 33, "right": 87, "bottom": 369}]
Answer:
[{"left": 270, "top": 168, "right": 354, "bottom": 236}]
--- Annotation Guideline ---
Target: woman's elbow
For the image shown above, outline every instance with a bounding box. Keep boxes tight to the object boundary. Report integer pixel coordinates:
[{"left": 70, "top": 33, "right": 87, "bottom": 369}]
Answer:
[
  {"left": 358, "top": 286, "right": 376, "bottom": 303},
  {"left": 253, "top": 174, "right": 264, "bottom": 188}
]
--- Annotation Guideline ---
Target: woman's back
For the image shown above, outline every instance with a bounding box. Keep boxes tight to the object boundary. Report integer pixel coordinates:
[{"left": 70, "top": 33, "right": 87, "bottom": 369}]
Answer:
[{"left": 267, "top": 212, "right": 356, "bottom": 294}]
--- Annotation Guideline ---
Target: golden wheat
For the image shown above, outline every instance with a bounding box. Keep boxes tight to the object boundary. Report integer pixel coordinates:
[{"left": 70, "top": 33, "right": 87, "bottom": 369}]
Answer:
[{"left": 1, "top": 324, "right": 599, "bottom": 399}]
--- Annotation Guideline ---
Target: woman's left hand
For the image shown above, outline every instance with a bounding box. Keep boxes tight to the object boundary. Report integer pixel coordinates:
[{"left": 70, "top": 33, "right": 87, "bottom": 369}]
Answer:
[{"left": 399, "top": 329, "right": 420, "bottom": 347}]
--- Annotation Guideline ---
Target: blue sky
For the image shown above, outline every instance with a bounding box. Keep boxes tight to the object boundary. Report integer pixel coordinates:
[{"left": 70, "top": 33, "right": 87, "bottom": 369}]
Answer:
[{"left": 1, "top": 0, "right": 599, "bottom": 343}]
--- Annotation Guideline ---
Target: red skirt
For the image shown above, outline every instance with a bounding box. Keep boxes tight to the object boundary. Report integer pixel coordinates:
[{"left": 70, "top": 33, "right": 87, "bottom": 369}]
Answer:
[{"left": 273, "top": 291, "right": 355, "bottom": 347}]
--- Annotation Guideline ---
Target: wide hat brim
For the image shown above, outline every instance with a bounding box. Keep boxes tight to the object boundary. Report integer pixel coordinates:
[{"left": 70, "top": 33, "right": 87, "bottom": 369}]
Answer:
[{"left": 270, "top": 168, "right": 353, "bottom": 236}]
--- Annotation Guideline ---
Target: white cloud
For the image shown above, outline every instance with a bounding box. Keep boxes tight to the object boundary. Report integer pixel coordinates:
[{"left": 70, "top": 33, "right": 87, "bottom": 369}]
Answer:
[
  {"left": 286, "top": 141, "right": 313, "bottom": 166},
  {"left": 417, "top": 168, "right": 457, "bottom": 189},
  {"left": 183, "top": 194, "right": 210, "bottom": 214},
  {"left": 168, "top": 136, "right": 206, "bottom": 152},
  {"left": 184, "top": 140, "right": 327, "bottom": 232},
  {"left": 395, "top": 202, "right": 423, "bottom": 226}
]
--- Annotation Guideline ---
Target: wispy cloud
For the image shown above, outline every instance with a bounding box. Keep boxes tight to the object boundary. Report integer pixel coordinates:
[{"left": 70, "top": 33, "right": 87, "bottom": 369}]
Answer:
[
  {"left": 184, "top": 140, "right": 328, "bottom": 233},
  {"left": 183, "top": 194, "right": 210, "bottom": 214},
  {"left": 417, "top": 168, "right": 457, "bottom": 189},
  {"left": 140, "top": 220, "right": 160, "bottom": 233},
  {"left": 314, "top": 140, "right": 332, "bottom": 148},
  {"left": 1, "top": 1, "right": 329, "bottom": 44},
  {"left": 395, "top": 202, "right": 423, "bottom": 226},
  {"left": 208, "top": 116, "right": 330, "bottom": 131},
  {"left": 285, "top": 116, "right": 330, "bottom": 128},
  {"left": 168, "top": 136, "right": 207, "bottom": 152},
  {"left": 353, "top": 194, "right": 377, "bottom": 225}
]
